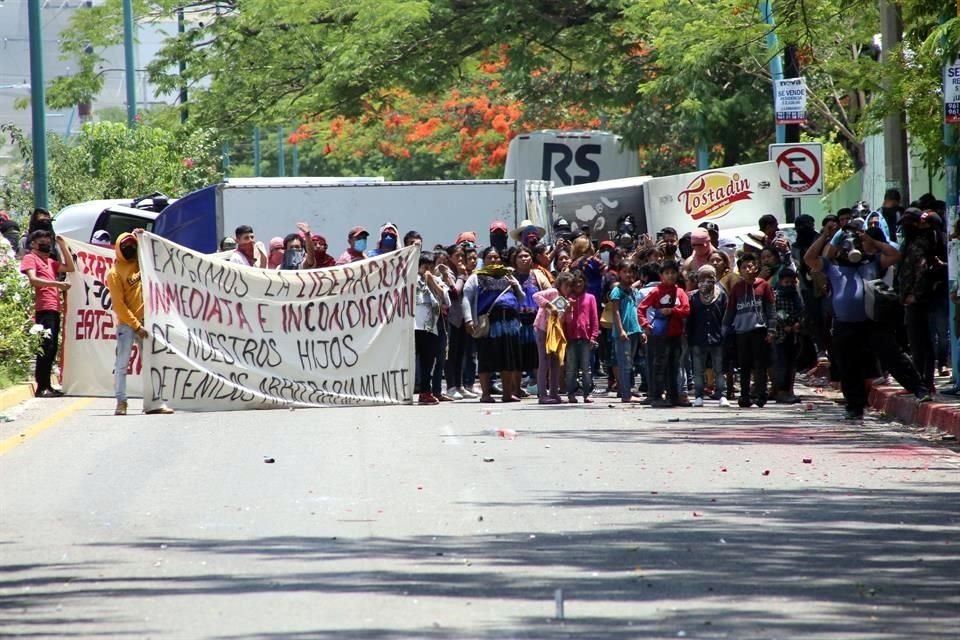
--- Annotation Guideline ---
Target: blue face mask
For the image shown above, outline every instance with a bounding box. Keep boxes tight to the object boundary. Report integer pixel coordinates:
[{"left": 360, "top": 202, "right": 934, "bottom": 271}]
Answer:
[
  {"left": 381, "top": 235, "right": 397, "bottom": 251},
  {"left": 354, "top": 237, "right": 368, "bottom": 253}
]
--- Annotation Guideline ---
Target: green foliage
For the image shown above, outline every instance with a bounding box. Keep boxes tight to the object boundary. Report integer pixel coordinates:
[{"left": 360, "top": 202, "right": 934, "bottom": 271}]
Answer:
[
  {"left": 0, "top": 244, "right": 44, "bottom": 386},
  {"left": 43, "top": 0, "right": 960, "bottom": 183},
  {"left": 0, "top": 121, "right": 223, "bottom": 214}
]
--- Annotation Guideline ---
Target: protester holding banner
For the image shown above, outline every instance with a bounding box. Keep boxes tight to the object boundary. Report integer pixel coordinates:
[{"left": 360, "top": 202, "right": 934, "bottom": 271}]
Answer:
[
  {"left": 20, "top": 229, "right": 75, "bottom": 397},
  {"left": 105, "top": 232, "right": 175, "bottom": 416}
]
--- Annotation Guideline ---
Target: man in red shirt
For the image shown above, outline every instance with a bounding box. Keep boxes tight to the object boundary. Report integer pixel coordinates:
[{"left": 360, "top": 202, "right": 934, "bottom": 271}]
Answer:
[
  {"left": 20, "top": 229, "right": 76, "bottom": 397},
  {"left": 336, "top": 226, "right": 369, "bottom": 265}
]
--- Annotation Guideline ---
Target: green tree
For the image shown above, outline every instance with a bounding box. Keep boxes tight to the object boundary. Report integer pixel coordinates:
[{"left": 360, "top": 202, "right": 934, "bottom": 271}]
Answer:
[
  {"left": 0, "top": 121, "right": 223, "bottom": 214},
  {"left": 49, "top": 0, "right": 954, "bottom": 173}
]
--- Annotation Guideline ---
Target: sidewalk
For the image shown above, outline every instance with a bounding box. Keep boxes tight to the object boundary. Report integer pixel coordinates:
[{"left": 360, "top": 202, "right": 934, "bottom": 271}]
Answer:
[
  {"left": 869, "top": 384, "right": 960, "bottom": 439},
  {"left": 0, "top": 383, "right": 33, "bottom": 415}
]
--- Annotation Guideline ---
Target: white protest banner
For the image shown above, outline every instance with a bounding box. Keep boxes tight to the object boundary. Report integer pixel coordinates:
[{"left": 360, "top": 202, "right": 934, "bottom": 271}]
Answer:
[
  {"left": 774, "top": 78, "right": 808, "bottom": 126},
  {"left": 139, "top": 233, "right": 417, "bottom": 411},
  {"left": 945, "top": 58, "right": 960, "bottom": 125},
  {"left": 63, "top": 239, "right": 144, "bottom": 398}
]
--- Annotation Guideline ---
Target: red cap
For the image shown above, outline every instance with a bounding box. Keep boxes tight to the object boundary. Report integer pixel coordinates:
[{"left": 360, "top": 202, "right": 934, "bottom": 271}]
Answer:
[
  {"left": 598, "top": 239, "right": 616, "bottom": 250},
  {"left": 348, "top": 226, "right": 369, "bottom": 239},
  {"left": 456, "top": 231, "right": 477, "bottom": 245},
  {"left": 489, "top": 221, "right": 508, "bottom": 233},
  {"left": 311, "top": 234, "right": 327, "bottom": 245}
]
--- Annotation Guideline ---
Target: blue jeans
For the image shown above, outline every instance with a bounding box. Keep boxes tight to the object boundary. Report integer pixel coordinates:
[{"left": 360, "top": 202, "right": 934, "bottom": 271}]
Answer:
[
  {"left": 114, "top": 323, "right": 138, "bottom": 402},
  {"left": 691, "top": 344, "right": 725, "bottom": 399},
  {"left": 565, "top": 339, "right": 594, "bottom": 399},
  {"left": 613, "top": 332, "right": 640, "bottom": 400}
]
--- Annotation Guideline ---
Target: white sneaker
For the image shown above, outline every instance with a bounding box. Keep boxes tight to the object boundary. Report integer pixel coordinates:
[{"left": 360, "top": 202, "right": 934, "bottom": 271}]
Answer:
[
  {"left": 719, "top": 397, "right": 731, "bottom": 408},
  {"left": 449, "top": 389, "right": 464, "bottom": 401},
  {"left": 692, "top": 397, "right": 704, "bottom": 407},
  {"left": 459, "top": 386, "right": 479, "bottom": 399}
]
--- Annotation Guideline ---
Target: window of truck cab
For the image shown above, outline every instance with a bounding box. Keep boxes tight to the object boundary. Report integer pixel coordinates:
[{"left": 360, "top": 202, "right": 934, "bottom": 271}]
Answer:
[{"left": 92, "top": 211, "right": 154, "bottom": 243}]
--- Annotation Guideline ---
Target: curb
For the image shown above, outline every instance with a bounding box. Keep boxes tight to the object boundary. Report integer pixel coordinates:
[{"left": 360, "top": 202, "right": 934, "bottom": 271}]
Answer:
[
  {"left": 868, "top": 384, "right": 960, "bottom": 439},
  {"left": 0, "top": 384, "right": 35, "bottom": 414}
]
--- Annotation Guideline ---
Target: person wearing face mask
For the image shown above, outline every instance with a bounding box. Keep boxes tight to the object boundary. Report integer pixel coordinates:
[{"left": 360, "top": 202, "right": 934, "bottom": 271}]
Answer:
[
  {"left": 267, "top": 237, "right": 285, "bottom": 269},
  {"left": 805, "top": 220, "right": 928, "bottom": 419},
  {"left": 229, "top": 225, "right": 267, "bottom": 268},
  {"left": 367, "top": 222, "right": 401, "bottom": 257},
  {"left": 510, "top": 219, "right": 545, "bottom": 251},
  {"left": 657, "top": 227, "right": 679, "bottom": 260},
  {"left": 688, "top": 265, "right": 730, "bottom": 407},
  {"left": 337, "top": 226, "right": 370, "bottom": 264},
  {"left": 278, "top": 233, "right": 307, "bottom": 270},
  {"left": 299, "top": 221, "right": 335, "bottom": 269},
  {"left": 489, "top": 221, "right": 509, "bottom": 254},
  {"left": 106, "top": 231, "right": 174, "bottom": 416},
  {"left": 19, "top": 208, "right": 57, "bottom": 259},
  {"left": 20, "top": 229, "right": 76, "bottom": 397}
]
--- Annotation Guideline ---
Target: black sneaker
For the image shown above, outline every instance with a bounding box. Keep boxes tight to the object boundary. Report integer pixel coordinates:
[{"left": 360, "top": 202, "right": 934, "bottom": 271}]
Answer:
[
  {"left": 738, "top": 397, "right": 752, "bottom": 408},
  {"left": 844, "top": 409, "right": 864, "bottom": 420},
  {"left": 755, "top": 396, "right": 767, "bottom": 408},
  {"left": 915, "top": 392, "right": 933, "bottom": 404}
]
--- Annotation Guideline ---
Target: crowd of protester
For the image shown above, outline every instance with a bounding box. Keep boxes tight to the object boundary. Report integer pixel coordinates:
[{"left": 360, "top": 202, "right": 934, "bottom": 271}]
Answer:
[{"left": 3, "top": 187, "right": 954, "bottom": 420}]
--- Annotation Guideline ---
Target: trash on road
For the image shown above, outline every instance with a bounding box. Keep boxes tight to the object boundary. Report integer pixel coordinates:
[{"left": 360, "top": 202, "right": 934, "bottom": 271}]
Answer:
[
  {"left": 762, "top": 469, "right": 771, "bottom": 476},
  {"left": 263, "top": 457, "right": 275, "bottom": 464},
  {"left": 803, "top": 457, "right": 813, "bottom": 464},
  {"left": 482, "top": 457, "right": 495, "bottom": 463},
  {"left": 496, "top": 428, "right": 517, "bottom": 440}
]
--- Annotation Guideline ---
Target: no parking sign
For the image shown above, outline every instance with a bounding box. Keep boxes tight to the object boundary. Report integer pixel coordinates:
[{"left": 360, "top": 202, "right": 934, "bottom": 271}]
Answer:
[{"left": 768, "top": 143, "right": 824, "bottom": 196}]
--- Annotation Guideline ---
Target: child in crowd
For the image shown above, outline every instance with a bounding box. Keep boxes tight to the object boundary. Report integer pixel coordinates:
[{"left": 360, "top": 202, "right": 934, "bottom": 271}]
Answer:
[
  {"left": 414, "top": 253, "right": 450, "bottom": 405},
  {"left": 563, "top": 270, "right": 599, "bottom": 404},
  {"left": 773, "top": 267, "right": 804, "bottom": 404},
  {"left": 533, "top": 271, "right": 575, "bottom": 404},
  {"left": 639, "top": 261, "right": 691, "bottom": 408},
  {"left": 610, "top": 262, "right": 643, "bottom": 403},
  {"left": 724, "top": 253, "right": 777, "bottom": 408},
  {"left": 688, "top": 264, "right": 730, "bottom": 407}
]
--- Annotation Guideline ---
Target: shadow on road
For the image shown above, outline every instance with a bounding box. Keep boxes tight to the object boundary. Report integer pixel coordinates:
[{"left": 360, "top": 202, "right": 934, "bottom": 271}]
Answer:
[{"left": 2, "top": 482, "right": 958, "bottom": 639}]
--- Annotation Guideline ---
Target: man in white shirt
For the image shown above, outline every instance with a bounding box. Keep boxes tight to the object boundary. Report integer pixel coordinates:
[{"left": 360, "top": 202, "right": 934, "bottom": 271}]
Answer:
[{"left": 229, "top": 225, "right": 267, "bottom": 268}]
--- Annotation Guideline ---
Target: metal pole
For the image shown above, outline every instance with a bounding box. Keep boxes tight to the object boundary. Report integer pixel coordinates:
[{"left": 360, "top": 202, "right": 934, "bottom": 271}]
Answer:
[
  {"left": 760, "top": 0, "right": 785, "bottom": 144},
  {"left": 696, "top": 142, "right": 709, "bottom": 170},
  {"left": 178, "top": 7, "right": 187, "bottom": 124},
  {"left": 944, "top": 4, "right": 959, "bottom": 391},
  {"left": 277, "top": 127, "right": 285, "bottom": 177},
  {"left": 253, "top": 127, "right": 261, "bottom": 177},
  {"left": 122, "top": 0, "right": 137, "bottom": 126},
  {"left": 27, "top": 0, "right": 48, "bottom": 209},
  {"left": 292, "top": 142, "right": 300, "bottom": 177}
]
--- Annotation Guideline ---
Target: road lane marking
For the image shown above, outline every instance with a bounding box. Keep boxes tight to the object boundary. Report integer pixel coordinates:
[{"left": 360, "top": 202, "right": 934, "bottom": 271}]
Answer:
[{"left": 0, "top": 398, "right": 94, "bottom": 456}]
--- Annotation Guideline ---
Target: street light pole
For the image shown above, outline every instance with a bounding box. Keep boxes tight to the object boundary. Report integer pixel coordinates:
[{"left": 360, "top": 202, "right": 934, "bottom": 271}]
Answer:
[
  {"left": 122, "top": 0, "right": 137, "bottom": 126},
  {"left": 27, "top": 0, "right": 48, "bottom": 209}
]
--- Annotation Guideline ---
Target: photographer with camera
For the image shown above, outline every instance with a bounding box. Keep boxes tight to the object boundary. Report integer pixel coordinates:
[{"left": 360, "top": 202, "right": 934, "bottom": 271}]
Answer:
[{"left": 805, "top": 219, "right": 930, "bottom": 420}]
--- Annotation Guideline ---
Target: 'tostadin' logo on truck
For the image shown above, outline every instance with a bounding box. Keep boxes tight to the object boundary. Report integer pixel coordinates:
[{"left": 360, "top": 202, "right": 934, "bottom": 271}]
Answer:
[{"left": 678, "top": 171, "right": 754, "bottom": 221}]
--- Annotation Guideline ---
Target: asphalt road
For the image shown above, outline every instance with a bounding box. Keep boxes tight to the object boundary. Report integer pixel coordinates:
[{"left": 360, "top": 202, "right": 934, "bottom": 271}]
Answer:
[{"left": 1, "top": 393, "right": 958, "bottom": 639}]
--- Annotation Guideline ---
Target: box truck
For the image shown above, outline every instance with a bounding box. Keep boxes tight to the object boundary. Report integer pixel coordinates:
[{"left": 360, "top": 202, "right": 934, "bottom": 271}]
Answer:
[
  {"left": 553, "top": 161, "right": 785, "bottom": 238},
  {"left": 150, "top": 178, "right": 550, "bottom": 253},
  {"left": 504, "top": 130, "right": 641, "bottom": 188}
]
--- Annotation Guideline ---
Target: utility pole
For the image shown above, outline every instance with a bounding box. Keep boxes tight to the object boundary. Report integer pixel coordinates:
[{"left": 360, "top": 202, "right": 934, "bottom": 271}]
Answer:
[
  {"left": 178, "top": 7, "right": 187, "bottom": 124},
  {"left": 292, "top": 141, "right": 300, "bottom": 177},
  {"left": 122, "top": 0, "right": 137, "bottom": 126},
  {"left": 760, "top": 0, "right": 785, "bottom": 144},
  {"left": 27, "top": 0, "right": 48, "bottom": 209},
  {"left": 879, "top": 0, "right": 909, "bottom": 203}
]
